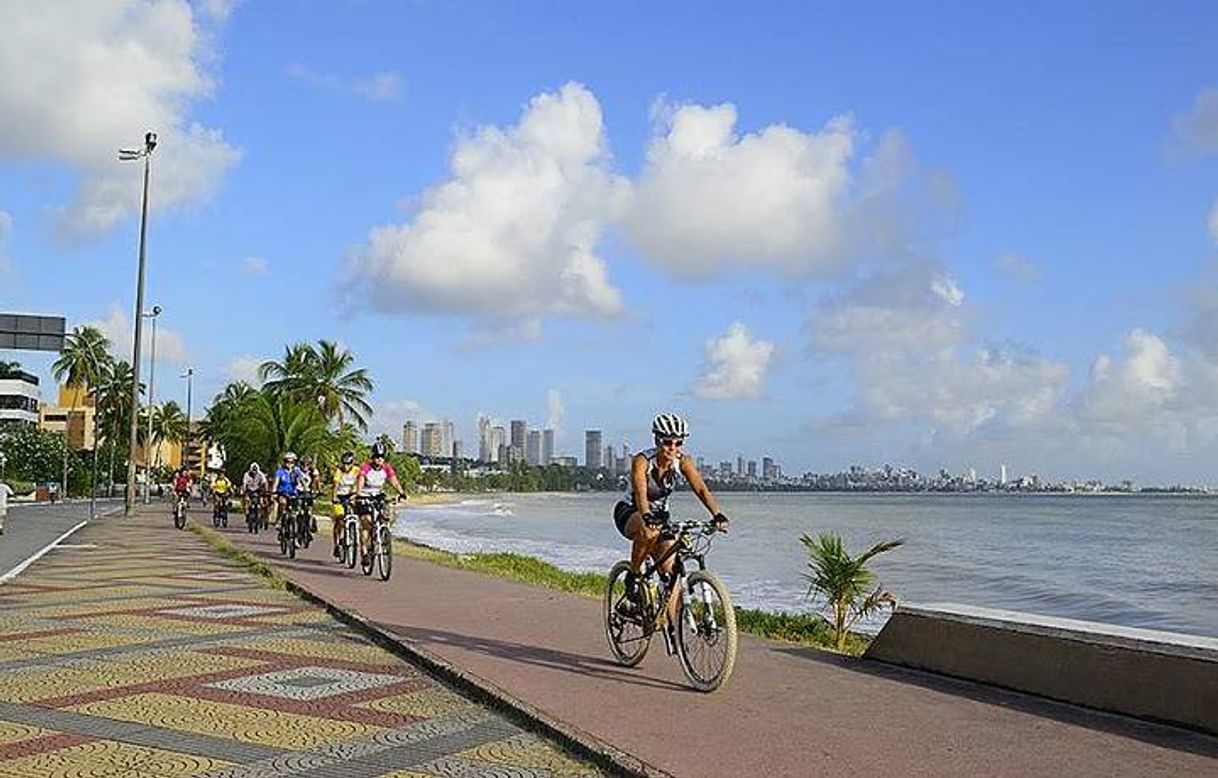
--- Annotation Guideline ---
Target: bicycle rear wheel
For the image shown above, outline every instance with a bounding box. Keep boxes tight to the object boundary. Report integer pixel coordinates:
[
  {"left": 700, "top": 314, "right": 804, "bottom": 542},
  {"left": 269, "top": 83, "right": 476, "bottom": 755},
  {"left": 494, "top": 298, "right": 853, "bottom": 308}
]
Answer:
[
  {"left": 675, "top": 570, "right": 738, "bottom": 692},
  {"left": 604, "top": 561, "right": 652, "bottom": 666},
  {"left": 174, "top": 503, "right": 186, "bottom": 530},
  {"left": 377, "top": 525, "right": 392, "bottom": 581}
]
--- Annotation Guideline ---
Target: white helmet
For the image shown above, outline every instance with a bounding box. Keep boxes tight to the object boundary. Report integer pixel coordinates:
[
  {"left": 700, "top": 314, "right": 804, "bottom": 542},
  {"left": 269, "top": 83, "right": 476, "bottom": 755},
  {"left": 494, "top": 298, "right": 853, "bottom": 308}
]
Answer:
[
  {"left": 651, "top": 413, "right": 688, "bottom": 439},
  {"left": 249, "top": 462, "right": 260, "bottom": 473}
]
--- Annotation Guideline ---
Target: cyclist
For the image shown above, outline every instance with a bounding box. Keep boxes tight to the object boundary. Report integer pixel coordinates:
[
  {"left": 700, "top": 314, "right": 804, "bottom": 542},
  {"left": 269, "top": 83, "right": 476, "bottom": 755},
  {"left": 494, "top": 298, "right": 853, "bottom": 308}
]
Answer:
[
  {"left": 172, "top": 466, "right": 193, "bottom": 503},
  {"left": 212, "top": 471, "right": 233, "bottom": 521},
  {"left": 612, "top": 413, "right": 728, "bottom": 606},
  {"left": 354, "top": 442, "right": 405, "bottom": 560},
  {"left": 298, "top": 454, "right": 321, "bottom": 533},
  {"left": 271, "top": 452, "right": 302, "bottom": 525},
  {"left": 241, "top": 462, "right": 267, "bottom": 516},
  {"left": 331, "top": 450, "right": 360, "bottom": 560}
]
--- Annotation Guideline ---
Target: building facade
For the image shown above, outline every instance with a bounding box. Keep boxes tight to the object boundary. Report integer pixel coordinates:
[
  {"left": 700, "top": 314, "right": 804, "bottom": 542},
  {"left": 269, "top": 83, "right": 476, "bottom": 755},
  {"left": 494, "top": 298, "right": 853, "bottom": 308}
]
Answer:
[
  {"left": 585, "top": 429, "right": 602, "bottom": 469},
  {"left": 541, "top": 428, "right": 554, "bottom": 466},
  {"left": 526, "top": 430, "right": 541, "bottom": 465},
  {"left": 420, "top": 422, "right": 443, "bottom": 457},
  {"left": 402, "top": 421, "right": 418, "bottom": 454},
  {"left": 0, "top": 370, "right": 40, "bottom": 425},
  {"left": 37, "top": 382, "right": 97, "bottom": 450}
]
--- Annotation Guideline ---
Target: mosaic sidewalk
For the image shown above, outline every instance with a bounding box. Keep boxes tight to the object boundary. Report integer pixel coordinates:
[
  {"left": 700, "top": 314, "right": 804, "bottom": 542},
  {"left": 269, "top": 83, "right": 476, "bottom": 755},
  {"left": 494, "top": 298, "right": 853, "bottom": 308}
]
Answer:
[{"left": 0, "top": 508, "right": 603, "bottom": 778}]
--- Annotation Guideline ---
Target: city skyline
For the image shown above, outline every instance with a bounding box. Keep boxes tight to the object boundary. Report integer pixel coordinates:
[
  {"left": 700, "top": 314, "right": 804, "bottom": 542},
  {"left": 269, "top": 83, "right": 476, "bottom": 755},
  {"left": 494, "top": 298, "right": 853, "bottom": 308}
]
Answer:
[{"left": 3, "top": 4, "right": 1218, "bottom": 485}]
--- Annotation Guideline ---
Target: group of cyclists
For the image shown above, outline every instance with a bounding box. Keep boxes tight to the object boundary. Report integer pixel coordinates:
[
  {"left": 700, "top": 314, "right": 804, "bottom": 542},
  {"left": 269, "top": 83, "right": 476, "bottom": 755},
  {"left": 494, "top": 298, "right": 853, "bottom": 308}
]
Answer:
[
  {"left": 168, "top": 441, "right": 405, "bottom": 566},
  {"left": 168, "top": 412, "right": 729, "bottom": 599}
]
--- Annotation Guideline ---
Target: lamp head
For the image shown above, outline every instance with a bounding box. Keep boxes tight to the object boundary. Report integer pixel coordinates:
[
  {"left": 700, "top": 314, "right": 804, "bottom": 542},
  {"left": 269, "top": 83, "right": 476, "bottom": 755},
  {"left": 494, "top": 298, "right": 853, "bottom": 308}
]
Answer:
[
  {"left": 152, "top": 305, "right": 162, "bottom": 316},
  {"left": 145, "top": 132, "right": 157, "bottom": 152}
]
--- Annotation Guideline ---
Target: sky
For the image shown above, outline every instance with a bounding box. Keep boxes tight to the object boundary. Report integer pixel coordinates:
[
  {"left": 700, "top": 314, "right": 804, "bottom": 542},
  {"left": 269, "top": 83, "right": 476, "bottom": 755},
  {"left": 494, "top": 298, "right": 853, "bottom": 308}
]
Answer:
[{"left": 2, "top": 0, "right": 1218, "bottom": 485}]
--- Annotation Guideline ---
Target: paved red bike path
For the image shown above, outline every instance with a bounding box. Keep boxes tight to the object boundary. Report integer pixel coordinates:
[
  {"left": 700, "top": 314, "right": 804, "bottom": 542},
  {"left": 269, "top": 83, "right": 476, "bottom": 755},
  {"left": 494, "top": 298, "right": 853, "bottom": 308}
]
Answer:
[{"left": 218, "top": 519, "right": 1217, "bottom": 777}]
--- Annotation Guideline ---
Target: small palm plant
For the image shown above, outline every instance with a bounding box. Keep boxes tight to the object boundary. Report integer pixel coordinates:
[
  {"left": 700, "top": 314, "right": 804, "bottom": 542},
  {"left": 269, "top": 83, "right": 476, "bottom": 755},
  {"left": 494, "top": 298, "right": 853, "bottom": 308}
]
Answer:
[{"left": 801, "top": 532, "right": 904, "bottom": 652}]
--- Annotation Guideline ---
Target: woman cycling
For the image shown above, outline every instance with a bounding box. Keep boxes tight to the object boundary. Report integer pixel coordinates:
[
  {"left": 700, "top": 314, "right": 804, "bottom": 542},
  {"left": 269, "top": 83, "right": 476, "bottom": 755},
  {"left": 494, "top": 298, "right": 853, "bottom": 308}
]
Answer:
[{"left": 613, "top": 413, "right": 729, "bottom": 604}]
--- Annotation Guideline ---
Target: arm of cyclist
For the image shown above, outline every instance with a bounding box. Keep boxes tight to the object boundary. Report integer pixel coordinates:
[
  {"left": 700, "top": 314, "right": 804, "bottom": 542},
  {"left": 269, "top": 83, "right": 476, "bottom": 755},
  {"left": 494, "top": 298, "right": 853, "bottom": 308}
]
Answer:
[
  {"left": 630, "top": 454, "right": 658, "bottom": 524},
  {"left": 680, "top": 456, "right": 729, "bottom": 531}
]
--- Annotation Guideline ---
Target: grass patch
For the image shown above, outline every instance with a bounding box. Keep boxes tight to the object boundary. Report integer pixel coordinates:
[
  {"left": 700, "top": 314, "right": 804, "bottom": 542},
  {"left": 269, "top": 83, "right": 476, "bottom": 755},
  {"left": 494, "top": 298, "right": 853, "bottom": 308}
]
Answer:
[
  {"left": 388, "top": 533, "right": 871, "bottom": 655},
  {"left": 188, "top": 521, "right": 290, "bottom": 590}
]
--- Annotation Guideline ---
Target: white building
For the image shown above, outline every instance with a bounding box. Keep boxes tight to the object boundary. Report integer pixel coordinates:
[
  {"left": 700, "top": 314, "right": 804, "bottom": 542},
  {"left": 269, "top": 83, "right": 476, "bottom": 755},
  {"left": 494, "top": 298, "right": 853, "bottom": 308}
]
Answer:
[
  {"left": 0, "top": 370, "right": 40, "bottom": 425},
  {"left": 541, "top": 428, "right": 554, "bottom": 466}
]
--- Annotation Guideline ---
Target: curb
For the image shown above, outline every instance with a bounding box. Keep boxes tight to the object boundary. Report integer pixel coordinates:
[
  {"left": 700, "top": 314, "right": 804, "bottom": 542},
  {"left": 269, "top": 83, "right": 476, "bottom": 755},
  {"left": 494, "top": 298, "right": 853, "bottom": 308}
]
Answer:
[{"left": 189, "top": 522, "right": 672, "bottom": 778}]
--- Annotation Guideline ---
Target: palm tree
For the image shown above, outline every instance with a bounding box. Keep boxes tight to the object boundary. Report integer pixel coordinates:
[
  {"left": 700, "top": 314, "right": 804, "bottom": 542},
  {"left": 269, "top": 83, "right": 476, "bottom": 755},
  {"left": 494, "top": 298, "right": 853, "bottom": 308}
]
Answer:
[
  {"left": 151, "top": 401, "right": 189, "bottom": 469},
  {"left": 0, "top": 360, "right": 23, "bottom": 378},
  {"left": 51, "top": 326, "right": 112, "bottom": 451},
  {"left": 258, "top": 340, "right": 374, "bottom": 430},
  {"left": 259, "top": 342, "right": 317, "bottom": 398},
  {"left": 310, "top": 340, "right": 373, "bottom": 430},
  {"left": 95, "top": 359, "right": 139, "bottom": 494},
  {"left": 801, "top": 533, "right": 904, "bottom": 652}
]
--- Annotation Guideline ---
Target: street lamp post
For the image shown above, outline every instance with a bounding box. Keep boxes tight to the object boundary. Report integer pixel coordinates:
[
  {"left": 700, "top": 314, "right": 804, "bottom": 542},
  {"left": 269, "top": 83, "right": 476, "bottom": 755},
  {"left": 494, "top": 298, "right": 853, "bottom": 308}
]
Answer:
[
  {"left": 142, "top": 305, "right": 161, "bottom": 503},
  {"left": 182, "top": 367, "right": 194, "bottom": 472},
  {"left": 121, "top": 131, "right": 157, "bottom": 517}
]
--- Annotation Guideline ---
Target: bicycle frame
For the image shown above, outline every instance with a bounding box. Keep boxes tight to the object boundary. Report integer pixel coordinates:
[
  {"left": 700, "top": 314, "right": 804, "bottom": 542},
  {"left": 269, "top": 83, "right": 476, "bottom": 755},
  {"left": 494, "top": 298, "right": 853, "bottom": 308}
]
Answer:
[{"left": 637, "top": 521, "right": 718, "bottom": 636}]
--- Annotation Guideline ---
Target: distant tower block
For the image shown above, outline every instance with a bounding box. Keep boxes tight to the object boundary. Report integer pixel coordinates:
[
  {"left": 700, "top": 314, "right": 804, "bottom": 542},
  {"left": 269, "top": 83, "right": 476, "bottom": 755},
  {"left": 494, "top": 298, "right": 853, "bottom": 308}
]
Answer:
[{"left": 999, "top": 464, "right": 1008, "bottom": 486}]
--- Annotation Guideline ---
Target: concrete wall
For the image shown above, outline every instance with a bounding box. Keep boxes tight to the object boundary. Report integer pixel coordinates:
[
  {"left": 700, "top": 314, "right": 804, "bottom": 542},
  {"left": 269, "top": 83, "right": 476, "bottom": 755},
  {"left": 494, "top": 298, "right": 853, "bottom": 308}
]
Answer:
[{"left": 865, "top": 602, "right": 1218, "bottom": 735}]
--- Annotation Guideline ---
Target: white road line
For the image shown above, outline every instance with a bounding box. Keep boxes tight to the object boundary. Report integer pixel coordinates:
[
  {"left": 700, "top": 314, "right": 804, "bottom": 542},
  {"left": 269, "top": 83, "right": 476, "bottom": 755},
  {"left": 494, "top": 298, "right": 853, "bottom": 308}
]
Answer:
[{"left": 0, "top": 520, "right": 89, "bottom": 584}]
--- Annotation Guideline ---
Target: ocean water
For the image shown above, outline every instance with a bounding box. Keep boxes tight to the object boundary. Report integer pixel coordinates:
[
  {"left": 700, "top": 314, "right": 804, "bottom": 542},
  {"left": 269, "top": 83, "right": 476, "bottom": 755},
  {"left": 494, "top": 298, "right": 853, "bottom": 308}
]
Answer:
[{"left": 394, "top": 491, "right": 1218, "bottom": 638}]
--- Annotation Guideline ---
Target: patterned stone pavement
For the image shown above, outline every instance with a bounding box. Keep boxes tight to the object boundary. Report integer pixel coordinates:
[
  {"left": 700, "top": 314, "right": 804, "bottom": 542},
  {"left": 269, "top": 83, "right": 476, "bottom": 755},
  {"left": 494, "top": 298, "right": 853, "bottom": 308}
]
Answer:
[{"left": 0, "top": 508, "right": 604, "bottom": 778}]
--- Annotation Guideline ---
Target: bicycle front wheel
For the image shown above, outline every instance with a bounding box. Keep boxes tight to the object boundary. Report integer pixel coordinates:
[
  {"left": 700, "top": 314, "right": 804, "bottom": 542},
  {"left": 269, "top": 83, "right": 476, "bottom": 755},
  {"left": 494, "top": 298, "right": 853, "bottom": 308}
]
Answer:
[
  {"left": 377, "top": 525, "right": 392, "bottom": 581},
  {"left": 344, "top": 521, "right": 358, "bottom": 569},
  {"left": 675, "top": 570, "right": 738, "bottom": 692},
  {"left": 174, "top": 504, "right": 186, "bottom": 530},
  {"left": 604, "top": 561, "right": 651, "bottom": 667}
]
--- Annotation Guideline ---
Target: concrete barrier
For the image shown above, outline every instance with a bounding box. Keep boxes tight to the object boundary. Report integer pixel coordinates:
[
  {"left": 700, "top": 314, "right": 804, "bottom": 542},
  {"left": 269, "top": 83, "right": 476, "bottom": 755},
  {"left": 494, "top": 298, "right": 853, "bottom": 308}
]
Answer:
[{"left": 864, "top": 602, "right": 1218, "bottom": 734}]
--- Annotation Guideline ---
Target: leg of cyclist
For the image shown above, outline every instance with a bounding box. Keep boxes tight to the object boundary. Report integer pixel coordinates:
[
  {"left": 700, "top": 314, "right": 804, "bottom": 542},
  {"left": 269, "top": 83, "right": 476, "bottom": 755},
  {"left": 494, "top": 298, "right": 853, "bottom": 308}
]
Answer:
[{"left": 332, "top": 499, "right": 345, "bottom": 559}]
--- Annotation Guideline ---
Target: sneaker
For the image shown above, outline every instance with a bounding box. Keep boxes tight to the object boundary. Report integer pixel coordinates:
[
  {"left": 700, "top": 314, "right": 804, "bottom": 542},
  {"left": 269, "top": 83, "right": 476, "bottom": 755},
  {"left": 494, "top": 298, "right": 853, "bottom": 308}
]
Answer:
[{"left": 333, "top": 544, "right": 342, "bottom": 560}]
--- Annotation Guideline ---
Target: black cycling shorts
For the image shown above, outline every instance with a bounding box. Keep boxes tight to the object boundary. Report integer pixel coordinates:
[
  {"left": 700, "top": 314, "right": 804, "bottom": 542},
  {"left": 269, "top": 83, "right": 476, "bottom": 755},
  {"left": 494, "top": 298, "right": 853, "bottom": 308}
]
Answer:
[{"left": 613, "top": 501, "right": 635, "bottom": 538}]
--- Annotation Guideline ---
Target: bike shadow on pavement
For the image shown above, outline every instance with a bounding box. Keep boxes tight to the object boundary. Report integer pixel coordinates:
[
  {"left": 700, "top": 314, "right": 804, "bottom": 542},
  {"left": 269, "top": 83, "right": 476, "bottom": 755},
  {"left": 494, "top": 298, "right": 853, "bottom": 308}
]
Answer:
[
  {"left": 379, "top": 621, "right": 694, "bottom": 694},
  {"left": 772, "top": 644, "right": 1218, "bottom": 759}
]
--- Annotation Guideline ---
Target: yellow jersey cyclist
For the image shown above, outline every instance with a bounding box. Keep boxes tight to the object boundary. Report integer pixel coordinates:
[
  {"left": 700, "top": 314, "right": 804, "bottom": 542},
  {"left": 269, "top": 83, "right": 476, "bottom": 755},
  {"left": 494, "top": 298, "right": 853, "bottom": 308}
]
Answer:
[
  {"left": 331, "top": 450, "right": 360, "bottom": 560},
  {"left": 354, "top": 442, "right": 405, "bottom": 559},
  {"left": 612, "top": 413, "right": 729, "bottom": 608},
  {"left": 211, "top": 472, "right": 232, "bottom": 515}
]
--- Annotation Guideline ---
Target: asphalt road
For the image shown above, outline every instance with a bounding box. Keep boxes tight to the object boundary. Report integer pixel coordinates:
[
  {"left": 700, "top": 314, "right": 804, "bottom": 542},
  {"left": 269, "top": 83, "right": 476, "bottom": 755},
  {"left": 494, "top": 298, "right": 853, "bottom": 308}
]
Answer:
[{"left": 0, "top": 498, "right": 124, "bottom": 581}]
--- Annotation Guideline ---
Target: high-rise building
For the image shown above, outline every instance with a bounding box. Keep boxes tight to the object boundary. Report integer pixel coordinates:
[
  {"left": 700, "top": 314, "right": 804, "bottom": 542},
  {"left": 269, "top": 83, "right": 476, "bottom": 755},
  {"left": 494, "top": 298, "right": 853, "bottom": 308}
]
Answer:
[
  {"left": 736, "top": 455, "right": 745, "bottom": 476},
  {"left": 402, "top": 421, "right": 418, "bottom": 454},
  {"left": 491, "top": 426, "right": 506, "bottom": 463},
  {"left": 441, "top": 420, "right": 455, "bottom": 457},
  {"left": 762, "top": 456, "right": 776, "bottom": 481},
  {"left": 451, "top": 440, "right": 463, "bottom": 460},
  {"left": 999, "top": 464, "right": 1008, "bottom": 486},
  {"left": 541, "top": 428, "right": 554, "bottom": 465},
  {"left": 604, "top": 445, "right": 616, "bottom": 475},
  {"left": 585, "top": 430, "right": 602, "bottom": 468},
  {"left": 526, "top": 430, "right": 541, "bottom": 465},
  {"left": 510, "top": 420, "right": 526, "bottom": 452},
  {"left": 421, "top": 422, "right": 443, "bottom": 457},
  {"left": 477, "top": 416, "right": 493, "bottom": 462},
  {"left": 747, "top": 460, "right": 757, "bottom": 478}
]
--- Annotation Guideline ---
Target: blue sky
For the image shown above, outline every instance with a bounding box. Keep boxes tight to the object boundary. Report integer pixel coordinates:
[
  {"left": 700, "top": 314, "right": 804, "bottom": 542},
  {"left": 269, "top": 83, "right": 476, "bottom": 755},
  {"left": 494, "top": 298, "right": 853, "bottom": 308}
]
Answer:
[{"left": 2, "top": 1, "right": 1218, "bottom": 484}]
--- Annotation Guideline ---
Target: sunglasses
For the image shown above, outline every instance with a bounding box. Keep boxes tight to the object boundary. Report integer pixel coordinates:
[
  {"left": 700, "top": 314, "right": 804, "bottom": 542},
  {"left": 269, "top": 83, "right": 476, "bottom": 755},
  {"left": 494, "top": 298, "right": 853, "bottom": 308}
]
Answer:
[{"left": 659, "top": 437, "right": 685, "bottom": 447}]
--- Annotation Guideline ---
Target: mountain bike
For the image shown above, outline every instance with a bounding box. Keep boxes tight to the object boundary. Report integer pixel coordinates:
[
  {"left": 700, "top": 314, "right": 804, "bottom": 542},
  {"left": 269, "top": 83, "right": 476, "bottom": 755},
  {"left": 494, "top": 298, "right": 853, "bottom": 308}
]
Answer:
[
  {"left": 296, "top": 492, "right": 315, "bottom": 549},
  {"left": 357, "top": 494, "right": 393, "bottom": 581},
  {"left": 212, "top": 494, "right": 229, "bottom": 528},
  {"left": 335, "top": 496, "right": 359, "bottom": 569},
  {"left": 245, "top": 492, "right": 264, "bottom": 534},
  {"left": 172, "top": 492, "right": 189, "bottom": 530},
  {"left": 604, "top": 517, "right": 737, "bottom": 692},
  {"left": 278, "top": 496, "right": 300, "bottom": 558}
]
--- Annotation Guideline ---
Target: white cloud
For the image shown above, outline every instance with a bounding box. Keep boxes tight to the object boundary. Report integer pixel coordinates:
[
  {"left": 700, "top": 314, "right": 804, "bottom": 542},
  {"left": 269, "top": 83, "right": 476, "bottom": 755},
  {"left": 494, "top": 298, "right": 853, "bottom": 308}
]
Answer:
[
  {"left": 287, "top": 63, "right": 403, "bottom": 102},
  {"left": 546, "top": 389, "right": 564, "bottom": 431},
  {"left": 197, "top": 0, "right": 240, "bottom": 23},
  {"left": 370, "top": 398, "right": 430, "bottom": 441},
  {"left": 1172, "top": 86, "right": 1218, "bottom": 155},
  {"left": 625, "top": 103, "right": 954, "bottom": 277},
  {"left": 223, "top": 354, "right": 262, "bottom": 386},
  {"left": 695, "top": 322, "right": 776, "bottom": 401},
  {"left": 994, "top": 253, "right": 1042, "bottom": 283},
  {"left": 0, "top": 1, "right": 240, "bottom": 237},
  {"left": 810, "top": 265, "right": 1068, "bottom": 434},
  {"left": 241, "top": 256, "right": 268, "bottom": 274},
  {"left": 348, "top": 82, "right": 629, "bottom": 324},
  {"left": 1078, "top": 329, "right": 1180, "bottom": 430},
  {"left": 1209, "top": 200, "right": 1218, "bottom": 246},
  {"left": 91, "top": 304, "right": 189, "bottom": 365}
]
